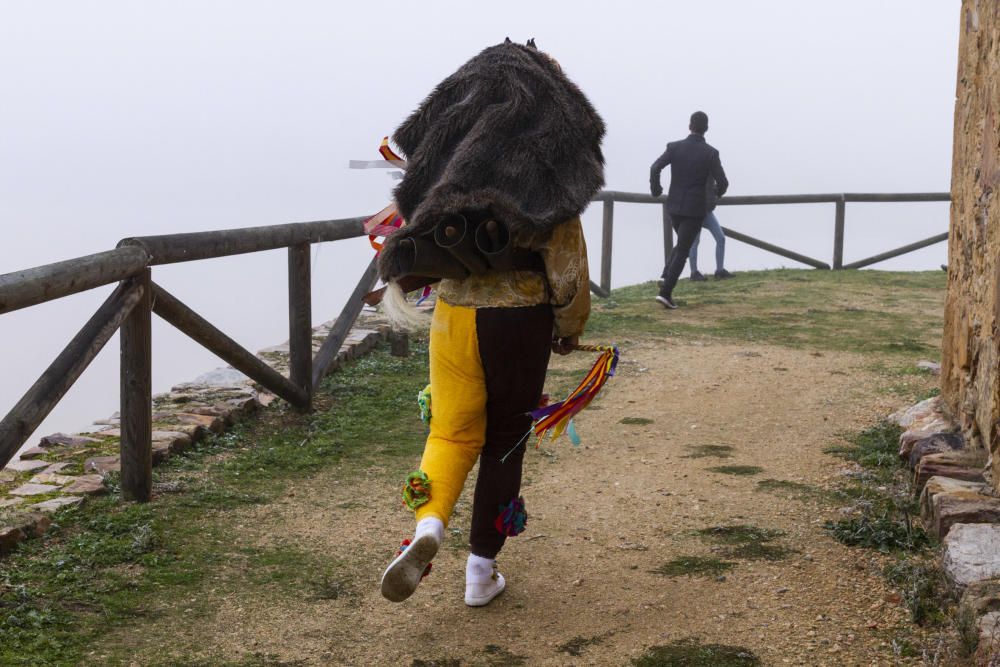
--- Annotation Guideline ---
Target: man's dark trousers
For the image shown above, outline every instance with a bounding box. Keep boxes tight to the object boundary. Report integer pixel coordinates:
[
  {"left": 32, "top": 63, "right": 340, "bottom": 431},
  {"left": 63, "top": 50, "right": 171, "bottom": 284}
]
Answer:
[{"left": 660, "top": 215, "right": 703, "bottom": 296}]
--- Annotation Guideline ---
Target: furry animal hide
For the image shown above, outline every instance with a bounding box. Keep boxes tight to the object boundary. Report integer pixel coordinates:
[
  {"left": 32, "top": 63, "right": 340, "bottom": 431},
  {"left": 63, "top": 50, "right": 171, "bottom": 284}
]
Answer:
[{"left": 378, "top": 40, "right": 605, "bottom": 282}]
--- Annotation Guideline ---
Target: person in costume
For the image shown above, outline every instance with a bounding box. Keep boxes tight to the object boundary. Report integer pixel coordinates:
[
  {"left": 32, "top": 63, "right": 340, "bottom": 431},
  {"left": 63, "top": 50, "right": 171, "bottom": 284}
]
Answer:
[{"left": 377, "top": 39, "right": 605, "bottom": 607}]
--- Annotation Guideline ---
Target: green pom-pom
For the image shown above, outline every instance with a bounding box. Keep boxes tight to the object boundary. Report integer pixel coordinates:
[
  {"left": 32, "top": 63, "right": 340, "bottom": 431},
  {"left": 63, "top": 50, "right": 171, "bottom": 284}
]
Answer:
[
  {"left": 417, "top": 384, "right": 432, "bottom": 425},
  {"left": 402, "top": 470, "right": 431, "bottom": 511}
]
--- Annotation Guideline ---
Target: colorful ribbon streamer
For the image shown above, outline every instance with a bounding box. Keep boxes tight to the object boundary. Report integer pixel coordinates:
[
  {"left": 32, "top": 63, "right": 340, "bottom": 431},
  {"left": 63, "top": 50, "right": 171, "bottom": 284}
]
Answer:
[
  {"left": 529, "top": 344, "right": 620, "bottom": 444},
  {"left": 358, "top": 137, "right": 408, "bottom": 254}
]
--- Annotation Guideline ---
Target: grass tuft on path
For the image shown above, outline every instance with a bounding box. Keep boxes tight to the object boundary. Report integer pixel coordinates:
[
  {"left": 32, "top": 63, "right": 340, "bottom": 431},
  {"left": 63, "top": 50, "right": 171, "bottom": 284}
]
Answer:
[
  {"left": 650, "top": 556, "right": 735, "bottom": 578},
  {"left": 683, "top": 444, "right": 734, "bottom": 459},
  {"left": 631, "top": 638, "right": 760, "bottom": 666},
  {"left": 707, "top": 465, "right": 764, "bottom": 476}
]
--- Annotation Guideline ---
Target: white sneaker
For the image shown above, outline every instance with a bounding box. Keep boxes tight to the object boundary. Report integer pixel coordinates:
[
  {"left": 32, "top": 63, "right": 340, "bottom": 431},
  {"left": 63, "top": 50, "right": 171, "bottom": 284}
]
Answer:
[
  {"left": 380, "top": 518, "right": 442, "bottom": 602},
  {"left": 464, "top": 555, "right": 506, "bottom": 607}
]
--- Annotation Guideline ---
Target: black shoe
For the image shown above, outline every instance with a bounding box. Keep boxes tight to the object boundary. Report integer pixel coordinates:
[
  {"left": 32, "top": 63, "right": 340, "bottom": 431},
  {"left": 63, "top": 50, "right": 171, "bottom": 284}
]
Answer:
[
  {"left": 655, "top": 293, "right": 678, "bottom": 309},
  {"left": 690, "top": 271, "right": 707, "bottom": 282},
  {"left": 714, "top": 269, "right": 734, "bottom": 279}
]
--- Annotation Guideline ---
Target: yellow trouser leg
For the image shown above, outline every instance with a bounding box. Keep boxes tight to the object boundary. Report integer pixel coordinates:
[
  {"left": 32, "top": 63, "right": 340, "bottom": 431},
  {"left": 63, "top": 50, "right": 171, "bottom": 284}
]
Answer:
[{"left": 414, "top": 300, "right": 486, "bottom": 527}]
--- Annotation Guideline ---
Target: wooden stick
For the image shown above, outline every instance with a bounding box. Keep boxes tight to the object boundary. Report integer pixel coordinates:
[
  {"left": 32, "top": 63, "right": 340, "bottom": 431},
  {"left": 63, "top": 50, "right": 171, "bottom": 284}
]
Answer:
[
  {"left": 842, "top": 232, "right": 949, "bottom": 270},
  {"left": 312, "top": 258, "right": 380, "bottom": 388},
  {"left": 150, "top": 282, "right": 309, "bottom": 408}
]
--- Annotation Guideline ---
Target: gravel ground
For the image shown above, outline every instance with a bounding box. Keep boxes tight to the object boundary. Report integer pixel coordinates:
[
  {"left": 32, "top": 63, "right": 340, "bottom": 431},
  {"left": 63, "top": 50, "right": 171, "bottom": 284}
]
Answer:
[{"left": 111, "top": 338, "right": 958, "bottom": 666}]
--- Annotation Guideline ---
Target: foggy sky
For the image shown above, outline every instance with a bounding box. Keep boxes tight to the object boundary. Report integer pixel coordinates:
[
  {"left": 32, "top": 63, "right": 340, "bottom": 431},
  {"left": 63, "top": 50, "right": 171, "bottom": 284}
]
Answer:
[{"left": 0, "top": 1, "right": 960, "bottom": 446}]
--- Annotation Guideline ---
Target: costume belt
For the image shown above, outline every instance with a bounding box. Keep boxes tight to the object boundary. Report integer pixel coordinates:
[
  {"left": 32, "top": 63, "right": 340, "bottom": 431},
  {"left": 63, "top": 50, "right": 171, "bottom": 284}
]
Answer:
[{"left": 364, "top": 215, "right": 544, "bottom": 306}]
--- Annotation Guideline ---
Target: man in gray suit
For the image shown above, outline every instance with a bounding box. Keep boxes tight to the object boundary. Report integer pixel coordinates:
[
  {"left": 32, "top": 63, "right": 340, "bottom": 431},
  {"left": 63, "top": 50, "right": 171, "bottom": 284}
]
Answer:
[{"left": 650, "top": 111, "right": 729, "bottom": 309}]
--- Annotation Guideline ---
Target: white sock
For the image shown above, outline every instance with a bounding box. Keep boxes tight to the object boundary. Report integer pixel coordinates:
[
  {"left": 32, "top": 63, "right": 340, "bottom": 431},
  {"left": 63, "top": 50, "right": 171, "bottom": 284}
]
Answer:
[
  {"left": 416, "top": 517, "right": 444, "bottom": 541},
  {"left": 466, "top": 553, "right": 495, "bottom": 578}
]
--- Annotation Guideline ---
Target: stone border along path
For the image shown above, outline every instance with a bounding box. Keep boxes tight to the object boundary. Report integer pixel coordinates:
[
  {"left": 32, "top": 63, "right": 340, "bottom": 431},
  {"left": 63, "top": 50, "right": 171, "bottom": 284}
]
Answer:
[
  {"left": 0, "top": 309, "right": 391, "bottom": 558},
  {"left": 891, "top": 390, "right": 1000, "bottom": 663}
]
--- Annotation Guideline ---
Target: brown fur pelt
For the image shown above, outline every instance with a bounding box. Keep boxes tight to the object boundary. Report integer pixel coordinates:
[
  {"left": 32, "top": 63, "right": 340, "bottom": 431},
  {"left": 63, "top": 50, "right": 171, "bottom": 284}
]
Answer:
[{"left": 378, "top": 40, "right": 605, "bottom": 282}]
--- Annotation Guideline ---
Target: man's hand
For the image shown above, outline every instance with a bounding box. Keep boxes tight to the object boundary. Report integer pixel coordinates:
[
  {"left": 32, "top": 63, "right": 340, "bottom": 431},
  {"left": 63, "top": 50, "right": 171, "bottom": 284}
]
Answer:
[
  {"left": 552, "top": 335, "right": 578, "bottom": 355},
  {"left": 651, "top": 185, "right": 663, "bottom": 197}
]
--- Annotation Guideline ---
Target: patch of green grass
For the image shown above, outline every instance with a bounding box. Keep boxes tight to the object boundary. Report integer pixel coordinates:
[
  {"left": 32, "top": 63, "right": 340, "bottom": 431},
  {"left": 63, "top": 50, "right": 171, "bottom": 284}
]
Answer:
[
  {"left": 755, "top": 478, "right": 820, "bottom": 499},
  {"left": 822, "top": 420, "right": 928, "bottom": 554},
  {"left": 955, "top": 602, "right": 981, "bottom": 658},
  {"left": 631, "top": 638, "right": 760, "bottom": 666},
  {"left": 650, "top": 556, "right": 735, "bottom": 578},
  {"left": 884, "top": 559, "right": 947, "bottom": 626},
  {"left": 825, "top": 508, "right": 929, "bottom": 553},
  {"left": 696, "top": 525, "right": 785, "bottom": 545},
  {"left": 163, "top": 655, "right": 308, "bottom": 667},
  {"left": 480, "top": 644, "right": 527, "bottom": 666},
  {"left": 707, "top": 465, "right": 763, "bottom": 476},
  {"left": 557, "top": 635, "right": 604, "bottom": 656},
  {"left": 696, "top": 524, "right": 794, "bottom": 561},
  {"left": 307, "top": 574, "right": 353, "bottom": 601},
  {"left": 620, "top": 417, "right": 654, "bottom": 425},
  {"left": 588, "top": 270, "right": 944, "bottom": 355},
  {"left": 723, "top": 543, "right": 796, "bottom": 561},
  {"left": 824, "top": 421, "right": 903, "bottom": 483},
  {"left": 683, "top": 445, "right": 734, "bottom": 459}
]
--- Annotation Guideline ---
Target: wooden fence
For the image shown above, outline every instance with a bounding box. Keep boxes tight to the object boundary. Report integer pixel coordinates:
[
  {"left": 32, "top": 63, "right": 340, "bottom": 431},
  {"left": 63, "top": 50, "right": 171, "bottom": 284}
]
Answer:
[
  {"left": 0, "top": 189, "right": 950, "bottom": 501},
  {"left": 0, "top": 217, "right": 370, "bottom": 501},
  {"left": 591, "top": 191, "right": 951, "bottom": 294}
]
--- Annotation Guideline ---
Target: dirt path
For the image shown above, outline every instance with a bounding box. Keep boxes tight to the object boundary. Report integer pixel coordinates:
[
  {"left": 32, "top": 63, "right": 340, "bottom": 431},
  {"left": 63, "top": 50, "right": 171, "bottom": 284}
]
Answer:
[{"left": 110, "top": 337, "right": 944, "bottom": 666}]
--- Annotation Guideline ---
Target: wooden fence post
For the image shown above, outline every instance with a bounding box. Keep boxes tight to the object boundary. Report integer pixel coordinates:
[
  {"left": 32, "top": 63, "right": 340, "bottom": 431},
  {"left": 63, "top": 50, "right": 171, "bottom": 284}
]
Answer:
[
  {"left": 389, "top": 331, "right": 409, "bottom": 357},
  {"left": 833, "top": 195, "right": 846, "bottom": 269},
  {"left": 601, "top": 199, "right": 614, "bottom": 293},
  {"left": 288, "top": 243, "right": 312, "bottom": 410},
  {"left": 661, "top": 203, "right": 674, "bottom": 268},
  {"left": 120, "top": 269, "right": 152, "bottom": 502}
]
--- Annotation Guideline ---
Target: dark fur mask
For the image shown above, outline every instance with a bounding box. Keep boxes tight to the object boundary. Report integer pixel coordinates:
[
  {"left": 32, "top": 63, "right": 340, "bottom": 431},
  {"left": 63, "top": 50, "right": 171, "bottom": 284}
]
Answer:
[{"left": 378, "top": 40, "right": 605, "bottom": 281}]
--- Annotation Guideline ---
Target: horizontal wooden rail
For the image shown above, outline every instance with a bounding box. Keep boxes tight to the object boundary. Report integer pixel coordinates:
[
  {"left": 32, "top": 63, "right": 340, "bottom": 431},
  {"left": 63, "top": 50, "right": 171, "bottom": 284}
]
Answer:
[
  {"left": 0, "top": 246, "right": 150, "bottom": 315},
  {"left": 594, "top": 191, "right": 950, "bottom": 206},
  {"left": 841, "top": 193, "right": 951, "bottom": 203},
  {"left": 150, "top": 282, "right": 309, "bottom": 408},
  {"left": 119, "top": 217, "right": 367, "bottom": 265},
  {"left": 842, "top": 232, "right": 950, "bottom": 270},
  {"left": 0, "top": 280, "right": 145, "bottom": 468}
]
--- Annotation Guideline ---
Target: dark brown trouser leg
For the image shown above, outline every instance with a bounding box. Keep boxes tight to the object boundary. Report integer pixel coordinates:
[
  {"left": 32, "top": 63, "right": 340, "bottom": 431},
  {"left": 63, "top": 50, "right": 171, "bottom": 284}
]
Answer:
[{"left": 469, "top": 305, "right": 553, "bottom": 559}]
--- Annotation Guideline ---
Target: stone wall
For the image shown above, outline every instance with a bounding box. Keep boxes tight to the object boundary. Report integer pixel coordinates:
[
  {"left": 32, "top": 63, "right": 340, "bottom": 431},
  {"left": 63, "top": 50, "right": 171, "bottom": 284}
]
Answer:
[{"left": 942, "top": 1, "right": 1000, "bottom": 486}]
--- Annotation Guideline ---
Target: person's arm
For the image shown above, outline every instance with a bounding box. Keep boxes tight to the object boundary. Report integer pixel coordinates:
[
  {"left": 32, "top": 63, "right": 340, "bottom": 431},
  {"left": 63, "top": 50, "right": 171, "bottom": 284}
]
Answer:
[
  {"left": 540, "top": 217, "right": 590, "bottom": 354},
  {"left": 711, "top": 151, "right": 729, "bottom": 198},
  {"left": 649, "top": 144, "right": 672, "bottom": 197}
]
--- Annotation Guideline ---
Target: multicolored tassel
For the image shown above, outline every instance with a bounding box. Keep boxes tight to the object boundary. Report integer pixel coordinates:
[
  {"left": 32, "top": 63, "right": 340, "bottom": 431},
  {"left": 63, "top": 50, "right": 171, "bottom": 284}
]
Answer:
[
  {"left": 401, "top": 470, "right": 431, "bottom": 511},
  {"left": 531, "top": 344, "right": 619, "bottom": 444},
  {"left": 495, "top": 497, "right": 528, "bottom": 537}
]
